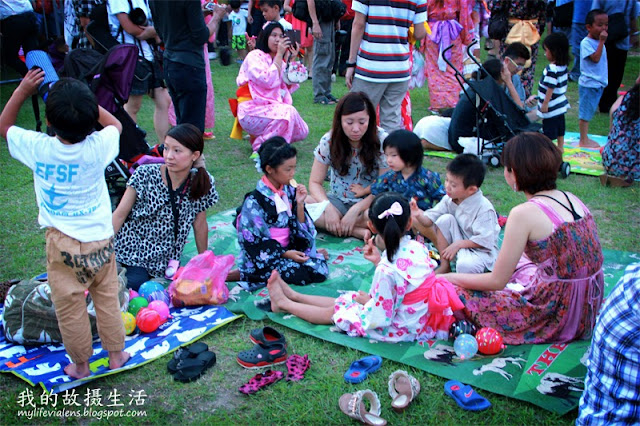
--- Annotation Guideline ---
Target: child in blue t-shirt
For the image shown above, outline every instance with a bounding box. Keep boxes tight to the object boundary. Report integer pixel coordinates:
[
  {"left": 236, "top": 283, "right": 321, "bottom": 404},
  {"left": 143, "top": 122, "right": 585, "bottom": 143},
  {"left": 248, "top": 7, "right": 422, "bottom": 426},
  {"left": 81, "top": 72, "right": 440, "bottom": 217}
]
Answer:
[
  {"left": 370, "top": 129, "right": 445, "bottom": 210},
  {"left": 578, "top": 9, "right": 608, "bottom": 148}
]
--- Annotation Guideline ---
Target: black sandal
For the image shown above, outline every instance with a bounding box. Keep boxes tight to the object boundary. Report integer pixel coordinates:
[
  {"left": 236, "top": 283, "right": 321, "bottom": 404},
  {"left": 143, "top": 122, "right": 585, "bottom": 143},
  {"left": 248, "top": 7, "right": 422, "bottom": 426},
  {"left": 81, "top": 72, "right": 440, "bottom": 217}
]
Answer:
[
  {"left": 167, "top": 342, "right": 208, "bottom": 374},
  {"left": 173, "top": 351, "right": 217, "bottom": 382}
]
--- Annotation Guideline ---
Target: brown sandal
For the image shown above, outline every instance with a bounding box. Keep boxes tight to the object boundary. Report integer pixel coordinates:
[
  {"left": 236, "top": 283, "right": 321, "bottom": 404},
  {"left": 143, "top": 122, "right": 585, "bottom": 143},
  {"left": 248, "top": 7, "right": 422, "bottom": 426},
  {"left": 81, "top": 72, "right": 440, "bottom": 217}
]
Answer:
[
  {"left": 338, "top": 390, "right": 387, "bottom": 425},
  {"left": 388, "top": 370, "right": 420, "bottom": 412}
]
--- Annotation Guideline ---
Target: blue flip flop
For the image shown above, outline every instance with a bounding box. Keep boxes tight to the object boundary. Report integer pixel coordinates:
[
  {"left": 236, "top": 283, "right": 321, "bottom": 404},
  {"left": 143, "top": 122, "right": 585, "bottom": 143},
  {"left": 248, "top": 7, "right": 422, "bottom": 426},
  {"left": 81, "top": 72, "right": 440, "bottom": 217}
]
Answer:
[
  {"left": 343, "top": 355, "right": 383, "bottom": 384},
  {"left": 444, "top": 380, "right": 491, "bottom": 411}
]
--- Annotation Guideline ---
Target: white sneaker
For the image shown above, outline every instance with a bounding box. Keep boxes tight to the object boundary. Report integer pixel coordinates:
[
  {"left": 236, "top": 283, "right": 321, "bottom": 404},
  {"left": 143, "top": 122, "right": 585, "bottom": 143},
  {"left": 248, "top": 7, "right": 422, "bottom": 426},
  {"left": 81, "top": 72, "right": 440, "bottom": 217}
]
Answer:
[
  {"left": 331, "top": 73, "right": 336, "bottom": 82},
  {"left": 208, "top": 51, "right": 218, "bottom": 60}
]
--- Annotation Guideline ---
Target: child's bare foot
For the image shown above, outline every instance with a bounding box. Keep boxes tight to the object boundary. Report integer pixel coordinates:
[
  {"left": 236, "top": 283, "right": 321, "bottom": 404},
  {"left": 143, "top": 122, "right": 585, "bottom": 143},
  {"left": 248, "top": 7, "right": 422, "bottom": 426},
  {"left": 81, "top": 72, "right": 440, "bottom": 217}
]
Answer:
[
  {"left": 64, "top": 362, "right": 90, "bottom": 379},
  {"left": 267, "top": 270, "right": 287, "bottom": 313},
  {"left": 109, "top": 351, "right": 130, "bottom": 370},
  {"left": 273, "top": 272, "right": 298, "bottom": 300},
  {"left": 578, "top": 138, "right": 600, "bottom": 148},
  {"left": 317, "top": 248, "right": 329, "bottom": 260}
]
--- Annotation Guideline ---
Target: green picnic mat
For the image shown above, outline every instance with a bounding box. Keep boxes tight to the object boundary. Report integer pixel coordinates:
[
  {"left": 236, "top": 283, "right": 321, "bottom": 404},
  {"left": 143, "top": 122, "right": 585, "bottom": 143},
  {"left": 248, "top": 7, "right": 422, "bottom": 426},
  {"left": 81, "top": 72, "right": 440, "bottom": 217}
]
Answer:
[
  {"left": 182, "top": 209, "right": 638, "bottom": 415},
  {"left": 426, "top": 131, "right": 607, "bottom": 177}
]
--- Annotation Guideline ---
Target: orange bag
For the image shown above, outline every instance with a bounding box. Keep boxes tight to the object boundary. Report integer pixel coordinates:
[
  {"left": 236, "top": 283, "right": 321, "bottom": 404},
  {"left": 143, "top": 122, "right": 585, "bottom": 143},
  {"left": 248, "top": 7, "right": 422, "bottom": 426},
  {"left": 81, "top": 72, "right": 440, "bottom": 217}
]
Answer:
[{"left": 168, "top": 251, "right": 235, "bottom": 307}]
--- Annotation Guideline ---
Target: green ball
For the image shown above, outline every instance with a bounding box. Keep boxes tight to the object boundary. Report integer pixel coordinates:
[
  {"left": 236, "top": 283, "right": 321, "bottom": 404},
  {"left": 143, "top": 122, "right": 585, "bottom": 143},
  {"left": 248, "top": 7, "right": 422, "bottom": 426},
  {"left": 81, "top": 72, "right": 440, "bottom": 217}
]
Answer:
[{"left": 128, "top": 297, "right": 149, "bottom": 317}]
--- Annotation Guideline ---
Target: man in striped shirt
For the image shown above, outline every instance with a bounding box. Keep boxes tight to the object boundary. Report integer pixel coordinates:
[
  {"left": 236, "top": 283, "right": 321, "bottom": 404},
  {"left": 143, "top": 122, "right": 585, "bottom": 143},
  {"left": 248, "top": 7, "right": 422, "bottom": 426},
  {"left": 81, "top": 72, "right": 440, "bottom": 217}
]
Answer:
[{"left": 345, "top": 0, "right": 427, "bottom": 133}]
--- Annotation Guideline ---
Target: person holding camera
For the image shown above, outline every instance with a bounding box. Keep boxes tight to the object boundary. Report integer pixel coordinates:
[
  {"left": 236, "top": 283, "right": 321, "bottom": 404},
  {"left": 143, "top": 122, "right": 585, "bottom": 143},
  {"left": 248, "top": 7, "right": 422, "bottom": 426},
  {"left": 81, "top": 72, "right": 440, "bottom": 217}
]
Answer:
[
  {"left": 236, "top": 22, "right": 308, "bottom": 152},
  {"left": 108, "top": 0, "right": 171, "bottom": 143}
]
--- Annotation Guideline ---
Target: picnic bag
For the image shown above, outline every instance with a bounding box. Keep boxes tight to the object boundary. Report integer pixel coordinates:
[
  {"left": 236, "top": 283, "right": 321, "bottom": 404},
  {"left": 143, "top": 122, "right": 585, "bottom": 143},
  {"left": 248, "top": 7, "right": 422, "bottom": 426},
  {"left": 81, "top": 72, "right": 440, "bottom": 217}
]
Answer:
[
  {"left": 2, "top": 269, "right": 129, "bottom": 345},
  {"left": 283, "top": 59, "right": 309, "bottom": 85},
  {"left": 168, "top": 251, "right": 235, "bottom": 307}
]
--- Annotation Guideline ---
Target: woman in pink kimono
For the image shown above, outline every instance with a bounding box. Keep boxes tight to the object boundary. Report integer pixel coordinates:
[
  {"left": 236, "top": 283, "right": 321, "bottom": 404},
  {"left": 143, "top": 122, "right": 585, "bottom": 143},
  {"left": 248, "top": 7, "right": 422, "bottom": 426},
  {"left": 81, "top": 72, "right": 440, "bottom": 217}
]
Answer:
[
  {"left": 237, "top": 22, "right": 309, "bottom": 152},
  {"left": 423, "top": 0, "right": 473, "bottom": 110}
]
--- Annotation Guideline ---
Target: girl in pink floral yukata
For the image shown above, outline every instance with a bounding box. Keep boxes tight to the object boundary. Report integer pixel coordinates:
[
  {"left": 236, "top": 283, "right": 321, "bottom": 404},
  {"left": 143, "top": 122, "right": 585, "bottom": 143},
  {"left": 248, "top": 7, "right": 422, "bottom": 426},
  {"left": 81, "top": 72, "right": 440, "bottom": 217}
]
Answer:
[{"left": 268, "top": 192, "right": 464, "bottom": 343}]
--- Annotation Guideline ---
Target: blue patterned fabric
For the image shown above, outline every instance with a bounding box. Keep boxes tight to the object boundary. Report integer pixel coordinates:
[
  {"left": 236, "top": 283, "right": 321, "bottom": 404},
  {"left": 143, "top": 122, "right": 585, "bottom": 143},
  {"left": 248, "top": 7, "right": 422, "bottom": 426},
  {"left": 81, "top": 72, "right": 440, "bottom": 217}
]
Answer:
[
  {"left": 236, "top": 179, "right": 329, "bottom": 290},
  {"left": 0, "top": 305, "right": 239, "bottom": 394},
  {"left": 577, "top": 263, "right": 640, "bottom": 425},
  {"left": 370, "top": 167, "right": 445, "bottom": 210}
]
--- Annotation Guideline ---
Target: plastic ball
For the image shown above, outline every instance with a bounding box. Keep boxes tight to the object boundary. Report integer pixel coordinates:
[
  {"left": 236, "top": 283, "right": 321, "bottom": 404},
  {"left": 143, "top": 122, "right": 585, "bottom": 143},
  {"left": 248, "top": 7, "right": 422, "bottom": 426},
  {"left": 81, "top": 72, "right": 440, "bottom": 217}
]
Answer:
[
  {"left": 138, "top": 281, "right": 165, "bottom": 299},
  {"left": 128, "top": 296, "right": 149, "bottom": 317},
  {"left": 147, "top": 289, "right": 170, "bottom": 305},
  {"left": 121, "top": 312, "right": 136, "bottom": 335},
  {"left": 448, "top": 320, "right": 478, "bottom": 341},
  {"left": 147, "top": 300, "right": 171, "bottom": 322},
  {"left": 136, "top": 308, "right": 163, "bottom": 333},
  {"left": 454, "top": 333, "right": 478, "bottom": 360},
  {"left": 475, "top": 327, "right": 505, "bottom": 355},
  {"left": 129, "top": 289, "right": 139, "bottom": 300}
]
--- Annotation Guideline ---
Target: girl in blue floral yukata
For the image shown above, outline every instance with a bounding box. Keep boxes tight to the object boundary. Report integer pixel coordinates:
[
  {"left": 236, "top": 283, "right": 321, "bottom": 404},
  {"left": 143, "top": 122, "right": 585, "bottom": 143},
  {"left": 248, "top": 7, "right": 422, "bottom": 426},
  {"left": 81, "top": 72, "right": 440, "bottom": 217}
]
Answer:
[
  {"left": 268, "top": 193, "right": 464, "bottom": 342},
  {"left": 233, "top": 137, "right": 329, "bottom": 291}
]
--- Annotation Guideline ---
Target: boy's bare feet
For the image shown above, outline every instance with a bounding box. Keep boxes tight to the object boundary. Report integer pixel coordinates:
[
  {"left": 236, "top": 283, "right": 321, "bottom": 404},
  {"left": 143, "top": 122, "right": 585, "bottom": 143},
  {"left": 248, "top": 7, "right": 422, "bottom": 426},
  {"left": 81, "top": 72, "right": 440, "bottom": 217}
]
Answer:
[
  {"left": 578, "top": 138, "right": 600, "bottom": 148},
  {"left": 64, "top": 362, "right": 90, "bottom": 379},
  {"left": 267, "top": 270, "right": 287, "bottom": 313},
  {"left": 109, "top": 351, "right": 131, "bottom": 370}
]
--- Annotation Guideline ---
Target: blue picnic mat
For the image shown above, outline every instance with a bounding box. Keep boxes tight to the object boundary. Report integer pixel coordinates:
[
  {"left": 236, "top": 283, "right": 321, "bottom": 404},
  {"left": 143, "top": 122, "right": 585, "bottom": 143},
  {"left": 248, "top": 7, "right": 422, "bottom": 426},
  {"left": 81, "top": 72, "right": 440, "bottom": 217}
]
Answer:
[{"left": 0, "top": 305, "right": 240, "bottom": 394}]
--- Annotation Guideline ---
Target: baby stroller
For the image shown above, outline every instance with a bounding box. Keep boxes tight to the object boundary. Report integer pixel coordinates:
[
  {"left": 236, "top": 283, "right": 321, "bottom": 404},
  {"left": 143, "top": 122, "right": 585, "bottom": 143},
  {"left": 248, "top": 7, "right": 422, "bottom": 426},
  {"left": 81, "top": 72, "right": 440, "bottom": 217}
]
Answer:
[
  {"left": 444, "top": 41, "right": 571, "bottom": 178},
  {"left": 63, "top": 44, "right": 163, "bottom": 208}
]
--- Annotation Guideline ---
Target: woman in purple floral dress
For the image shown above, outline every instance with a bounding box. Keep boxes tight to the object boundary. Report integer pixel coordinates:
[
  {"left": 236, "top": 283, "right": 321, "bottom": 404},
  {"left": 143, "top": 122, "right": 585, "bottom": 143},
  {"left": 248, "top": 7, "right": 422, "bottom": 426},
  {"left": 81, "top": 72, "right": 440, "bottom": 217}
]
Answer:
[
  {"left": 602, "top": 79, "right": 640, "bottom": 183},
  {"left": 444, "top": 133, "right": 604, "bottom": 345}
]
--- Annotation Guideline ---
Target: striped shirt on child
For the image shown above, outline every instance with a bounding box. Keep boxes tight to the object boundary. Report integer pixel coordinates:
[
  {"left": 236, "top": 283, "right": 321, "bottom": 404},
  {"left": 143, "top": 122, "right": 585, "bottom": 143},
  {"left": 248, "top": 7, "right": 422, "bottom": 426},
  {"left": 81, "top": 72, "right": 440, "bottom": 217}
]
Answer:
[{"left": 537, "top": 64, "right": 569, "bottom": 119}]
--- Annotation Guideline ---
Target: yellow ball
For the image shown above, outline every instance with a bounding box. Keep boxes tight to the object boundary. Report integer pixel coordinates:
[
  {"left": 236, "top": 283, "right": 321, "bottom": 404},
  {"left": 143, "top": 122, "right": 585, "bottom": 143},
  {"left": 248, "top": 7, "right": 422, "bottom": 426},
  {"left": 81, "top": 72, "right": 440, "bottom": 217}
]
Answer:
[{"left": 121, "top": 311, "right": 136, "bottom": 335}]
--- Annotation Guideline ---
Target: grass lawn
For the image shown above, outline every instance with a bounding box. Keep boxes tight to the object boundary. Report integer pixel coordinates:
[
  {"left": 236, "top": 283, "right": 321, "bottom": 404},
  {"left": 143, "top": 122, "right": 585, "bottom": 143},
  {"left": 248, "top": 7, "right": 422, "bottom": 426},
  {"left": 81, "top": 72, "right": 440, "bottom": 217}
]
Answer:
[{"left": 0, "top": 43, "right": 638, "bottom": 425}]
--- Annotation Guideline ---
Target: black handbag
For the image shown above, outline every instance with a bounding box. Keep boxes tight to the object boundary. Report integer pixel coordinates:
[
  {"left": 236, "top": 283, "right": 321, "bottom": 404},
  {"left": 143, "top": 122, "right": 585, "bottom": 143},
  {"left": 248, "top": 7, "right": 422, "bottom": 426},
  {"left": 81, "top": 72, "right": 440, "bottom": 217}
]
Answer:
[
  {"left": 488, "top": 10, "right": 509, "bottom": 40},
  {"left": 606, "top": 1, "right": 631, "bottom": 45}
]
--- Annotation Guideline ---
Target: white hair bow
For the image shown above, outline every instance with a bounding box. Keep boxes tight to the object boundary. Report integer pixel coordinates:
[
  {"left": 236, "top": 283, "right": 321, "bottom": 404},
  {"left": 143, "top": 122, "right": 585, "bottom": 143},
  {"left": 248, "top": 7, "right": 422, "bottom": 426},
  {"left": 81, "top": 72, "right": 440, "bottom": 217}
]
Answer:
[{"left": 377, "top": 201, "right": 403, "bottom": 219}]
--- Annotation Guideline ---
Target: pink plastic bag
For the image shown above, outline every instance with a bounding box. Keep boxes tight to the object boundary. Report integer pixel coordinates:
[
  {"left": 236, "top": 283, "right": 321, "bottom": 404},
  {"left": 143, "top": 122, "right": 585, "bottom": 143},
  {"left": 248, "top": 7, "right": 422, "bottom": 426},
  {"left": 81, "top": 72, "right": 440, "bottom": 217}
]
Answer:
[{"left": 168, "top": 250, "right": 235, "bottom": 307}]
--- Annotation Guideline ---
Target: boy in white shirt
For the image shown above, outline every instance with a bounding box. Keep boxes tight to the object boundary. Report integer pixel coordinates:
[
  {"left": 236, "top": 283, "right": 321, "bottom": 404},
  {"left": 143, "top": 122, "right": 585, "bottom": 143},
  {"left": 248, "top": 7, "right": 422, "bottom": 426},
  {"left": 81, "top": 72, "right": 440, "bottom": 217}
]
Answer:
[
  {"left": 259, "top": 0, "right": 292, "bottom": 30},
  {"left": 0, "top": 71, "right": 129, "bottom": 379},
  {"left": 229, "top": 0, "right": 249, "bottom": 62},
  {"left": 411, "top": 154, "right": 500, "bottom": 274}
]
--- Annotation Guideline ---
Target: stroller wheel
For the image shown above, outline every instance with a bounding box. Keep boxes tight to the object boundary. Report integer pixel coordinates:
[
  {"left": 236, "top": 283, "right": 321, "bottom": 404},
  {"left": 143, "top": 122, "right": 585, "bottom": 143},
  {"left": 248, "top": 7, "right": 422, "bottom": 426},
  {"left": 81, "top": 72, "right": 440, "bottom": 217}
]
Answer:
[
  {"left": 560, "top": 162, "right": 571, "bottom": 179},
  {"left": 489, "top": 155, "right": 501, "bottom": 168}
]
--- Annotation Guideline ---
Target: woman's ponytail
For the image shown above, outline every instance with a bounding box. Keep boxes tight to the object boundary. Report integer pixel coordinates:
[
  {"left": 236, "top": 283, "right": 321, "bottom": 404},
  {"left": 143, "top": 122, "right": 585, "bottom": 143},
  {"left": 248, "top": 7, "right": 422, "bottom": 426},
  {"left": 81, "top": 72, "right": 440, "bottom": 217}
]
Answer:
[{"left": 190, "top": 164, "right": 211, "bottom": 200}]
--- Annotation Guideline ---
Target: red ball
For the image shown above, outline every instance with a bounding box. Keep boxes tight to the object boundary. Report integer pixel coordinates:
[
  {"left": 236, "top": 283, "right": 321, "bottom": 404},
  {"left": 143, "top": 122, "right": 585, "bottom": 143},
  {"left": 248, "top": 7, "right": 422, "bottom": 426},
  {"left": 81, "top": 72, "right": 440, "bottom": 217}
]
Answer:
[
  {"left": 136, "top": 307, "right": 164, "bottom": 333},
  {"left": 475, "top": 327, "right": 505, "bottom": 355}
]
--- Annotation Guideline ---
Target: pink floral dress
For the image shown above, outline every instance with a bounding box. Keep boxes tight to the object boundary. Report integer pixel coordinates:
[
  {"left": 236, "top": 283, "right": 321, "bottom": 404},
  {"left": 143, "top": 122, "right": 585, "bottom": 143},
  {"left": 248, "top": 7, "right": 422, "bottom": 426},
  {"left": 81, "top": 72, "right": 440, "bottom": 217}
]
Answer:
[
  {"left": 333, "top": 237, "right": 462, "bottom": 343},
  {"left": 456, "top": 196, "right": 605, "bottom": 345},
  {"left": 422, "top": 0, "right": 473, "bottom": 109}
]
